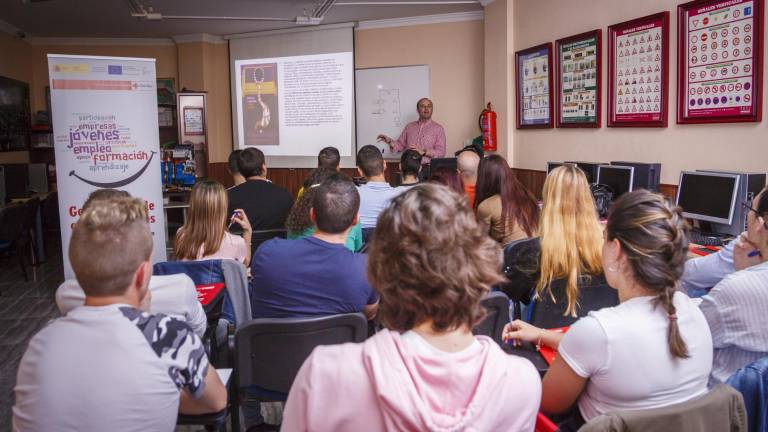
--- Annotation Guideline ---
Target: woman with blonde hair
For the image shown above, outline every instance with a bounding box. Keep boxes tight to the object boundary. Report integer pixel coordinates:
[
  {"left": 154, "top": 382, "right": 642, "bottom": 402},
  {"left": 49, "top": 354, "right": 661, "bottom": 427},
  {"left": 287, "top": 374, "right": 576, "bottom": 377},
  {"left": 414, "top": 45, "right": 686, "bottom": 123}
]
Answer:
[
  {"left": 504, "top": 190, "right": 712, "bottom": 430},
  {"left": 501, "top": 165, "right": 616, "bottom": 326},
  {"left": 174, "top": 179, "right": 252, "bottom": 265}
]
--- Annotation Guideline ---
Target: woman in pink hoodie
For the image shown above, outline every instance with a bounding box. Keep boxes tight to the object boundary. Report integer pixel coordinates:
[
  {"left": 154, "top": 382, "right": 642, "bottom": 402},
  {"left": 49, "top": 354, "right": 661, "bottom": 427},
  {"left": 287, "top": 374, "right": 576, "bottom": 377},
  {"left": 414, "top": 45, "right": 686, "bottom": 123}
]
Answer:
[{"left": 282, "top": 184, "right": 542, "bottom": 432}]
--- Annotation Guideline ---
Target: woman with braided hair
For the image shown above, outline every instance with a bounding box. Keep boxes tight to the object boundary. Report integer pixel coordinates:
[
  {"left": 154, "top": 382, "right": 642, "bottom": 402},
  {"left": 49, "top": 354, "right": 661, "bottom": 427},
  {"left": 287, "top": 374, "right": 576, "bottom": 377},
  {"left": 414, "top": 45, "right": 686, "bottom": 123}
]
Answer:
[{"left": 503, "top": 189, "right": 713, "bottom": 430}]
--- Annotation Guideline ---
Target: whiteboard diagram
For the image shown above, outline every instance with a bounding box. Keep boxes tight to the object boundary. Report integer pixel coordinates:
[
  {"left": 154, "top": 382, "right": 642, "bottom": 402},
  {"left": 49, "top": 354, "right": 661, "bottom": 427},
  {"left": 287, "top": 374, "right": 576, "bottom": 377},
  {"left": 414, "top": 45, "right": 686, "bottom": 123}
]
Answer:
[
  {"left": 373, "top": 89, "right": 403, "bottom": 129},
  {"left": 355, "top": 65, "right": 430, "bottom": 159}
]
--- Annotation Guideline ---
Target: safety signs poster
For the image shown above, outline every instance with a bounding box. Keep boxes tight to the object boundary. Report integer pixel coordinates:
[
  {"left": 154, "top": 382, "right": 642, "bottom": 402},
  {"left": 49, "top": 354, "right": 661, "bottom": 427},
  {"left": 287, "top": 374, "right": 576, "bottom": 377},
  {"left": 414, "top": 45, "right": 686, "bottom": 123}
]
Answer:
[
  {"left": 48, "top": 54, "right": 166, "bottom": 278},
  {"left": 678, "top": 0, "right": 763, "bottom": 123},
  {"left": 516, "top": 43, "right": 554, "bottom": 129},
  {"left": 609, "top": 12, "right": 669, "bottom": 126}
]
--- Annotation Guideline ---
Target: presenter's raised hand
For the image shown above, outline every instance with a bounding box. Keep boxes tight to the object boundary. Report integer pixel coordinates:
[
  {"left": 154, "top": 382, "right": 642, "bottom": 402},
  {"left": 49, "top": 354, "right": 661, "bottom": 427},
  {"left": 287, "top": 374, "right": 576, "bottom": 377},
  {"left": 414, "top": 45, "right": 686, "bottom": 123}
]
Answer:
[{"left": 377, "top": 134, "right": 393, "bottom": 147}]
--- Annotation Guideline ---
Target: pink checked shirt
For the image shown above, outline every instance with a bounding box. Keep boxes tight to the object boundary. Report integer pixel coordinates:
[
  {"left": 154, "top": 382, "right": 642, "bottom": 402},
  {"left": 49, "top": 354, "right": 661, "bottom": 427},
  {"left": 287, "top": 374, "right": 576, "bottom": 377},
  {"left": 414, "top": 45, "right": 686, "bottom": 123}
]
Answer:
[{"left": 391, "top": 119, "right": 446, "bottom": 164}]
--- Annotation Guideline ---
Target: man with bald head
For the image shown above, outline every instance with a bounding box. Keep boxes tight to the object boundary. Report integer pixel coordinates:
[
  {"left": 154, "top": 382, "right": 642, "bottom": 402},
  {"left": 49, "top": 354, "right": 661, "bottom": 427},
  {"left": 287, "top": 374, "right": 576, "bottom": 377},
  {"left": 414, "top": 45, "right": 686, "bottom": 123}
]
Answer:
[
  {"left": 377, "top": 98, "right": 446, "bottom": 177},
  {"left": 457, "top": 150, "right": 481, "bottom": 207}
]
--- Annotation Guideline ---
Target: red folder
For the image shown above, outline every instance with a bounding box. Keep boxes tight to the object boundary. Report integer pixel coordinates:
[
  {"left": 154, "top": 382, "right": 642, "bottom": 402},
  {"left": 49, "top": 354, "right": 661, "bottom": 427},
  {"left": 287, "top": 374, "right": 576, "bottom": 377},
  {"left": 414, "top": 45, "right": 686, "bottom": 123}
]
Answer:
[{"left": 539, "top": 326, "right": 569, "bottom": 365}]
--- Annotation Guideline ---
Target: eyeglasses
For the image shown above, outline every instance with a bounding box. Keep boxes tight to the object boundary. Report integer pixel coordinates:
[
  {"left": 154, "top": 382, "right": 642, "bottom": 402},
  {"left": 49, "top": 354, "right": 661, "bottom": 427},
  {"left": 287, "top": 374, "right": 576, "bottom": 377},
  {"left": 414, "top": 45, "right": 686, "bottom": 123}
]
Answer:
[
  {"left": 742, "top": 201, "right": 761, "bottom": 216},
  {"left": 742, "top": 201, "right": 768, "bottom": 228}
]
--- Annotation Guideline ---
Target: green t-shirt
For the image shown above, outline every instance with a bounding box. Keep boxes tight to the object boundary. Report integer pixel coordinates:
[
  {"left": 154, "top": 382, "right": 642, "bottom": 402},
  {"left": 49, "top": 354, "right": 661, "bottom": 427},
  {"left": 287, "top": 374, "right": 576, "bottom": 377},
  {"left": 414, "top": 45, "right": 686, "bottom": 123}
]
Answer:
[{"left": 287, "top": 222, "right": 364, "bottom": 252}]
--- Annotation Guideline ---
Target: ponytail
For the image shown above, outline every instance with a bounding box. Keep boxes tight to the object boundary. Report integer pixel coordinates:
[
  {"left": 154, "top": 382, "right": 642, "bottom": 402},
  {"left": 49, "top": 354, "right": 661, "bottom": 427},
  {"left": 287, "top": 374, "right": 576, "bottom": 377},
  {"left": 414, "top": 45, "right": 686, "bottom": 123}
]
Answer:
[
  {"left": 606, "top": 190, "right": 691, "bottom": 359},
  {"left": 655, "top": 286, "right": 689, "bottom": 359}
]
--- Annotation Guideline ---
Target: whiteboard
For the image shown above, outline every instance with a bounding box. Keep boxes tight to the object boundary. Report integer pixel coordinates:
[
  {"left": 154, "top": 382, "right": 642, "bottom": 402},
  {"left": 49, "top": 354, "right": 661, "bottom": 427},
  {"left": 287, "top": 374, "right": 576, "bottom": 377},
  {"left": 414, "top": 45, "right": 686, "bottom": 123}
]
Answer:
[{"left": 355, "top": 65, "right": 430, "bottom": 159}]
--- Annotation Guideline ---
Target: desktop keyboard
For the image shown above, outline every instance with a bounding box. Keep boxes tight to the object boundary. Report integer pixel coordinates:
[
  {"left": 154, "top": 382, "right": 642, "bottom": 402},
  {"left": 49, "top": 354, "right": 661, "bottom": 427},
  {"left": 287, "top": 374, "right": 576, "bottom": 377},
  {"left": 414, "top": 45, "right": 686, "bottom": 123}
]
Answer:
[{"left": 689, "top": 230, "right": 729, "bottom": 247}]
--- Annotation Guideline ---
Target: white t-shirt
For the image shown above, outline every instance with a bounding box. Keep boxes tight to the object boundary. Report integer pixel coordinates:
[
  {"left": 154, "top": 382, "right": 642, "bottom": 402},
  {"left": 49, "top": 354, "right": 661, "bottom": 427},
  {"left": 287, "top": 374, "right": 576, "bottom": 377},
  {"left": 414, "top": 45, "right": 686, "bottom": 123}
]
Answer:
[
  {"left": 55, "top": 274, "right": 207, "bottom": 338},
  {"left": 558, "top": 292, "right": 713, "bottom": 421},
  {"left": 13, "top": 304, "right": 209, "bottom": 432}
]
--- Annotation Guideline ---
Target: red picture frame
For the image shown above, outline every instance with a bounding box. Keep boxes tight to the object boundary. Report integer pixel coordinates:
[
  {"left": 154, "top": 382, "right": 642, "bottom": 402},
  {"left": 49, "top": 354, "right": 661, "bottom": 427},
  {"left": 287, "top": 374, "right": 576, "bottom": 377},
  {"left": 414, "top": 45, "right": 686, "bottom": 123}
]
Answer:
[
  {"left": 515, "top": 43, "right": 554, "bottom": 129},
  {"left": 677, "top": 0, "right": 763, "bottom": 124},
  {"left": 608, "top": 12, "right": 670, "bottom": 127},
  {"left": 556, "top": 30, "right": 602, "bottom": 128}
]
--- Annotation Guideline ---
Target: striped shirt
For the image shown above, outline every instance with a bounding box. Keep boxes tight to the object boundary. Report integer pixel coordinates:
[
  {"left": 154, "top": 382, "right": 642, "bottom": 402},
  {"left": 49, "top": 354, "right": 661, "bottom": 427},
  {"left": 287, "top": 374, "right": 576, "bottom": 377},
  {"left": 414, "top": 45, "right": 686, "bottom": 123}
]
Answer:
[{"left": 699, "top": 260, "right": 768, "bottom": 385}]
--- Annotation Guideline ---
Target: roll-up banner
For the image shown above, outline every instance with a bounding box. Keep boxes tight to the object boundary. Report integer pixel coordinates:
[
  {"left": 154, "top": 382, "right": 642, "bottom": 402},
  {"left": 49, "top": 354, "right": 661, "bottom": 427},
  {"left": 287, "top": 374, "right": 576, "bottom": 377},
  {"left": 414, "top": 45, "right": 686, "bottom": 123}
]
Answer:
[{"left": 48, "top": 54, "right": 166, "bottom": 278}]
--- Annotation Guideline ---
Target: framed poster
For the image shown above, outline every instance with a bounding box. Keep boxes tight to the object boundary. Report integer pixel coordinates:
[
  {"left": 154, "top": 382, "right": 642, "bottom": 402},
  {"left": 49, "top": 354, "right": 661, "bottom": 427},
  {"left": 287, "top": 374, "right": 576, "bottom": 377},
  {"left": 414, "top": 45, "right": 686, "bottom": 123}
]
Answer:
[
  {"left": 556, "top": 30, "right": 602, "bottom": 128},
  {"left": 183, "top": 107, "right": 205, "bottom": 135},
  {"left": 608, "top": 12, "right": 670, "bottom": 127},
  {"left": 515, "top": 43, "right": 554, "bottom": 129},
  {"left": 156, "top": 78, "right": 175, "bottom": 105},
  {"left": 678, "top": 0, "right": 763, "bottom": 123}
]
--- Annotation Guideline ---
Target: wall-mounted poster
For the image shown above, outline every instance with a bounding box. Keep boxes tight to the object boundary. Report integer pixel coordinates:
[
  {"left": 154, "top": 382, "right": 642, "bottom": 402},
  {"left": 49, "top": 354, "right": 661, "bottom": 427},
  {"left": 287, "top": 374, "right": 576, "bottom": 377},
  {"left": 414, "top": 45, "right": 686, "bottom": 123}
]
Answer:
[
  {"left": 183, "top": 107, "right": 204, "bottom": 135},
  {"left": 556, "top": 30, "right": 602, "bottom": 128},
  {"left": 608, "top": 12, "right": 670, "bottom": 127},
  {"left": 516, "top": 43, "right": 554, "bottom": 129},
  {"left": 678, "top": 0, "right": 763, "bottom": 123}
]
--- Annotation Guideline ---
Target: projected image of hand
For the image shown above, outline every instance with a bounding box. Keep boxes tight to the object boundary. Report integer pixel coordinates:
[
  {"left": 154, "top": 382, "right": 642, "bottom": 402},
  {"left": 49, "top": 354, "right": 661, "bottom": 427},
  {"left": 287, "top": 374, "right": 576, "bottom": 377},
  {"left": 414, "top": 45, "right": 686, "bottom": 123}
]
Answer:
[{"left": 256, "top": 92, "right": 271, "bottom": 133}]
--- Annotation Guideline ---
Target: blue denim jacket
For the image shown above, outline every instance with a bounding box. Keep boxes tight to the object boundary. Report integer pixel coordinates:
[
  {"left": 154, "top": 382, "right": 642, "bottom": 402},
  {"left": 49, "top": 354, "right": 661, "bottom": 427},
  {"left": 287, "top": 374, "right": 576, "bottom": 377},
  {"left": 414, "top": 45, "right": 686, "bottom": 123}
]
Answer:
[{"left": 727, "top": 356, "right": 768, "bottom": 432}]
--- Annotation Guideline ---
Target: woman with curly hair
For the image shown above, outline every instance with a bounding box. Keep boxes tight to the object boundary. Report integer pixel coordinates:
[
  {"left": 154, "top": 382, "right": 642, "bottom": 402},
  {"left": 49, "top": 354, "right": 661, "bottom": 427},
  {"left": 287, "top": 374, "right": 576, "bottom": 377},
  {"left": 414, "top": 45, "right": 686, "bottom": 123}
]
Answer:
[
  {"left": 286, "top": 168, "right": 363, "bottom": 252},
  {"left": 282, "top": 184, "right": 542, "bottom": 431}
]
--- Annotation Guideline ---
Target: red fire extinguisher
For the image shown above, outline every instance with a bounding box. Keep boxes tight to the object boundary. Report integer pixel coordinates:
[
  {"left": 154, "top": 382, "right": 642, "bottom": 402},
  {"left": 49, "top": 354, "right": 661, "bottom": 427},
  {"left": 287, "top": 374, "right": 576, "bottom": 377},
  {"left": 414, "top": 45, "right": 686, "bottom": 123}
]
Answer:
[{"left": 479, "top": 102, "right": 497, "bottom": 152}]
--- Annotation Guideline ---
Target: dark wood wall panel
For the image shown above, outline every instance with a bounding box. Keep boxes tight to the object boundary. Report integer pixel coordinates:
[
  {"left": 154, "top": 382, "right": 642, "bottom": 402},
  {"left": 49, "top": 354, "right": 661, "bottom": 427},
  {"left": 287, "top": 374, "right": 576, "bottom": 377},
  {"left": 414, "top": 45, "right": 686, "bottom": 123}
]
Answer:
[{"left": 209, "top": 163, "right": 678, "bottom": 202}]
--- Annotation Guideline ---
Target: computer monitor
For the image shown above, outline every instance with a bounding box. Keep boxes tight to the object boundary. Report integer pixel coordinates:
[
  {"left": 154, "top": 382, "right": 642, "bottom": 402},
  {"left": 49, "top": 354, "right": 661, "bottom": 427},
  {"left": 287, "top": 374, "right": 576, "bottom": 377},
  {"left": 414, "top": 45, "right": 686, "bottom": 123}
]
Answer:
[
  {"left": 565, "top": 161, "right": 603, "bottom": 184},
  {"left": 610, "top": 161, "right": 661, "bottom": 192},
  {"left": 546, "top": 161, "right": 575, "bottom": 174},
  {"left": 1, "top": 163, "right": 30, "bottom": 199},
  {"left": 597, "top": 165, "right": 634, "bottom": 199},
  {"left": 430, "top": 157, "right": 457, "bottom": 173},
  {"left": 676, "top": 171, "right": 740, "bottom": 226}
]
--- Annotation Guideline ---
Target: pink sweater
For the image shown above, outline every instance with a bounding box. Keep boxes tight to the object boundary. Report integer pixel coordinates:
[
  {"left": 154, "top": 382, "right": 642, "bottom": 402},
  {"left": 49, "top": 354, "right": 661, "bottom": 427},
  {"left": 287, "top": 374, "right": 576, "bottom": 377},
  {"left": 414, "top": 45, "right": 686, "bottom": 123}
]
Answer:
[{"left": 282, "top": 329, "right": 541, "bottom": 432}]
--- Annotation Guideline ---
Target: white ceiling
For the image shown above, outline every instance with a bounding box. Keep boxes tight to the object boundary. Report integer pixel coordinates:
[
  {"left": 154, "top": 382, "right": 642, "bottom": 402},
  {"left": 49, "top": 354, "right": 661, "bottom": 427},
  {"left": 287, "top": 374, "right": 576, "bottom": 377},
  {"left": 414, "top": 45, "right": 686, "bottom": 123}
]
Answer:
[{"left": 0, "top": 0, "right": 484, "bottom": 38}]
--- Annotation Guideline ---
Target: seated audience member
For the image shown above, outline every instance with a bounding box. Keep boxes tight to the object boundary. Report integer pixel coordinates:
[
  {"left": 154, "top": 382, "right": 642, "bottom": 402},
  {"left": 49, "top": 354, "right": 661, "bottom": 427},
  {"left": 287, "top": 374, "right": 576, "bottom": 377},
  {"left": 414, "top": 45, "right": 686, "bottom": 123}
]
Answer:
[
  {"left": 228, "top": 147, "right": 293, "bottom": 232},
  {"left": 55, "top": 188, "right": 206, "bottom": 337},
  {"left": 501, "top": 165, "right": 615, "bottom": 326},
  {"left": 428, "top": 165, "right": 464, "bottom": 196},
  {"left": 475, "top": 154, "right": 539, "bottom": 245},
  {"left": 251, "top": 174, "right": 378, "bottom": 319},
  {"left": 457, "top": 149, "right": 481, "bottom": 207},
  {"left": 282, "top": 184, "right": 541, "bottom": 431},
  {"left": 356, "top": 145, "right": 399, "bottom": 229},
  {"left": 396, "top": 149, "right": 422, "bottom": 190},
  {"left": 681, "top": 234, "right": 763, "bottom": 295},
  {"left": 14, "top": 197, "right": 227, "bottom": 431},
  {"left": 227, "top": 149, "right": 245, "bottom": 188},
  {"left": 699, "top": 188, "right": 768, "bottom": 385},
  {"left": 286, "top": 168, "right": 363, "bottom": 252},
  {"left": 297, "top": 147, "right": 342, "bottom": 198},
  {"left": 504, "top": 190, "right": 713, "bottom": 430},
  {"left": 318, "top": 146, "right": 341, "bottom": 171},
  {"left": 176, "top": 179, "right": 252, "bottom": 265}
]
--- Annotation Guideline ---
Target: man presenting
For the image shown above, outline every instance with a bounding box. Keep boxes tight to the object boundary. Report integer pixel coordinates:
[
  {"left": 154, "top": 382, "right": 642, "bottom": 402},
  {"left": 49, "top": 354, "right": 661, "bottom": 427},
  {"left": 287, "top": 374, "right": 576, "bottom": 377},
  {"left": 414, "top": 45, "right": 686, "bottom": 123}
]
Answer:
[{"left": 377, "top": 98, "right": 446, "bottom": 169}]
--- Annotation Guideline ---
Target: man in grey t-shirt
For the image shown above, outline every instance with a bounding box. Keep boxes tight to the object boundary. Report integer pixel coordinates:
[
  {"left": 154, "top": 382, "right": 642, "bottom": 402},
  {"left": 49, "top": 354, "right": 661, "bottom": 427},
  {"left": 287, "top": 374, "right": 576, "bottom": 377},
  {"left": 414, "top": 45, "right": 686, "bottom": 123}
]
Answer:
[{"left": 13, "top": 197, "right": 227, "bottom": 431}]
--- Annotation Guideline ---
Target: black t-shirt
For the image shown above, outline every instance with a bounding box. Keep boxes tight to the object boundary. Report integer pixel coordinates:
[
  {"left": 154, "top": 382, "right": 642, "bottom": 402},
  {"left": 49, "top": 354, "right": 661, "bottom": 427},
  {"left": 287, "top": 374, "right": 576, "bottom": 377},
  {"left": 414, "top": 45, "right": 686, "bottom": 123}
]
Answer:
[{"left": 227, "top": 179, "right": 294, "bottom": 232}]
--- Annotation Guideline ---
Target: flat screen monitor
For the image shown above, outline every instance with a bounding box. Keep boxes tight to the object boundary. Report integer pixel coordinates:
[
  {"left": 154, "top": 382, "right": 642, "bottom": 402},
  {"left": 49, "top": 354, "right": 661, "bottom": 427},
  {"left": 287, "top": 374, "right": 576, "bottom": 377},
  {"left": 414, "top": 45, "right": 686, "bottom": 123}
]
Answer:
[
  {"left": 430, "top": 157, "right": 457, "bottom": 173},
  {"left": 597, "top": 165, "right": 634, "bottom": 199},
  {"left": 2, "top": 164, "right": 29, "bottom": 199},
  {"left": 676, "top": 171, "right": 740, "bottom": 225},
  {"left": 546, "top": 162, "right": 576, "bottom": 174}
]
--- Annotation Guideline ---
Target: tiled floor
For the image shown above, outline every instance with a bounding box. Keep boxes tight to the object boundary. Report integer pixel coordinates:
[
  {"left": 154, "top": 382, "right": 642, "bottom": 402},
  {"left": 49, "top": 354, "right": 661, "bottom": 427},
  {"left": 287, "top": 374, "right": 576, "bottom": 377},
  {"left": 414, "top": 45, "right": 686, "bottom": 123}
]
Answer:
[{"left": 0, "top": 247, "right": 63, "bottom": 432}]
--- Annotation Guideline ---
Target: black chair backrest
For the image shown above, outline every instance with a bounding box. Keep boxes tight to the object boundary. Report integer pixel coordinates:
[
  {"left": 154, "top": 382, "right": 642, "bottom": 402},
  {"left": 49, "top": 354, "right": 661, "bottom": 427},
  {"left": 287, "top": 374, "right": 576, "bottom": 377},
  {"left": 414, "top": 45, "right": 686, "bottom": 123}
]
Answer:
[
  {"left": 472, "top": 291, "right": 510, "bottom": 345},
  {"left": 235, "top": 313, "right": 368, "bottom": 394},
  {"left": 499, "top": 237, "right": 541, "bottom": 303},
  {"left": 530, "top": 274, "right": 618, "bottom": 329},
  {"left": 0, "top": 204, "right": 27, "bottom": 243},
  {"left": 20, "top": 197, "right": 40, "bottom": 233},
  {"left": 251, "top": 228, "right": 287, "bottom": 255},
  {"left": 41, "top": 192, "right": 59, "bottom": 231}
]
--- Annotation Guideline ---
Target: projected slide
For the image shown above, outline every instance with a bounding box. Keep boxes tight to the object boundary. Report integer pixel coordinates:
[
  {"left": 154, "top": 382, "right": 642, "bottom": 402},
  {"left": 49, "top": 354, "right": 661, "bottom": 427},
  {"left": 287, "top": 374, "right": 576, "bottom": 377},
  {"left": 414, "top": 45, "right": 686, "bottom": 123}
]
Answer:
[{"left": 234, "top": 52, "right": 354, "bottom": 157}]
